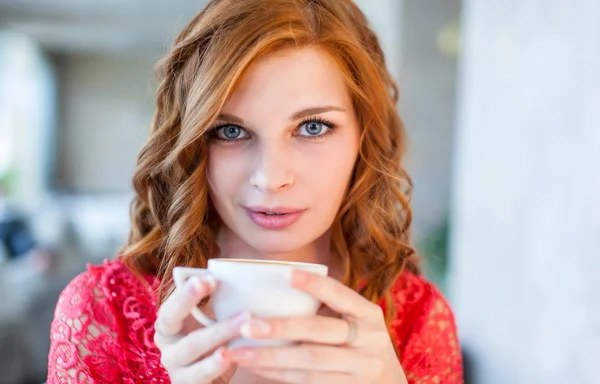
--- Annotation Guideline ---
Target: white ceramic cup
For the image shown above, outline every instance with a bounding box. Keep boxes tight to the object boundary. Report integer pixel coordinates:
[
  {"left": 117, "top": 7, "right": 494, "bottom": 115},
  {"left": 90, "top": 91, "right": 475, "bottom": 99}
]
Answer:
[{"left": 173, "top": 258, "right": 328, "bottom": 347}]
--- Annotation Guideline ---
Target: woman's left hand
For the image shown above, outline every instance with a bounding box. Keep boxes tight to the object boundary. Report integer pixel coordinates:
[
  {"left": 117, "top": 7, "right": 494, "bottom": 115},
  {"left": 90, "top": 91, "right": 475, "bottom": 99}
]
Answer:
[{"left": 230, "top": 269, "right": 408, "bottom": 384}]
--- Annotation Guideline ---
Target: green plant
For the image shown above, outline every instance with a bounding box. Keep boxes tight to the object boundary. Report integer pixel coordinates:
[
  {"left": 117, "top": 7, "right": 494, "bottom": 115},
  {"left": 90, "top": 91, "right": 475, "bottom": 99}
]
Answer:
[
  {"left": 417, "top": 214, "right": 450, "bottom": 292},
  {"left": 0, "top": 166, "right": 17, "bottom": 196}
]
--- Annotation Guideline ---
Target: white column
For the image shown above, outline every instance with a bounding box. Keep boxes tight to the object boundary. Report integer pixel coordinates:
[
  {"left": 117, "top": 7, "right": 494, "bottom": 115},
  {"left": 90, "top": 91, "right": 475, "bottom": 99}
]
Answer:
[
  {"left": 450, "top": 0, "right": 600, "bottom": 383},
  {"left": 354, "top": 0, "right": 403, "bottom": 83},
  {"left": 0, "top": 32, "right": 55, "bottom": 208}
]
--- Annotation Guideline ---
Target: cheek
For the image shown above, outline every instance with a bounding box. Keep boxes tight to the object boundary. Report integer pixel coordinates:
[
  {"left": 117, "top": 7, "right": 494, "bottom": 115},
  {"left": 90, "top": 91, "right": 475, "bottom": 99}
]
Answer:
[
  {"left": 207, "top": 148, "right": 244, "bottom": 206},
  {"left": 303, "top": 140, "right": 358, "bottom": 205}
]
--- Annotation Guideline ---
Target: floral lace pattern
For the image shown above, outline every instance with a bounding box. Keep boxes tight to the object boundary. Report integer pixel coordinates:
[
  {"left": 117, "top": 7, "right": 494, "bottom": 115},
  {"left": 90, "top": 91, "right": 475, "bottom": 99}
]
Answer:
[
  {"left": 48, "top": 259, "right": 463, "bottom": 383},
  {"left": 390, "top": 274, "right": 464, "bottom": 383}
]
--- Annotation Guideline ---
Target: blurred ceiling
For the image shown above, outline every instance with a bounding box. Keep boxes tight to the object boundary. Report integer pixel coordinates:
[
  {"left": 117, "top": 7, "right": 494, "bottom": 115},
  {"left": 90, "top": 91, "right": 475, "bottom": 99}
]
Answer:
[{"left": 0, "top": 0, "right": 210, "bottom": 54}]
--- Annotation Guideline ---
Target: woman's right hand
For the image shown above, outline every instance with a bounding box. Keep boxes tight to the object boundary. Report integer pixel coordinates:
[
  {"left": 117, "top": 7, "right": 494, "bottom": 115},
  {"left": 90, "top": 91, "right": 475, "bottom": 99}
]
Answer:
[{"left": 154, "top": 274, "right": 249, "bottom": 383}]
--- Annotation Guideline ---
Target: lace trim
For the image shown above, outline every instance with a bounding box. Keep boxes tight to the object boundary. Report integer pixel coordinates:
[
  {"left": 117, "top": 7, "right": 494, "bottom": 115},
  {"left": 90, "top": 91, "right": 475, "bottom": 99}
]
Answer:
[
  {"left": 48, "top": 266, "right": 122, "bottom": 384},
  {"left": 392, "top": 274, "right": 464, "bottom": 383},
  {"left": 48, "top": 261, "right": 168, "bottom": 384}
]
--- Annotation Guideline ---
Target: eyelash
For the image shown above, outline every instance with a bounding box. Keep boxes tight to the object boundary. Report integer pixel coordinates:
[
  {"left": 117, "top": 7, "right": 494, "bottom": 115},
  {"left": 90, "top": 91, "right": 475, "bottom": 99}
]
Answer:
[{"left": 208, "top": 116, "right": 338, "bottom": 144}]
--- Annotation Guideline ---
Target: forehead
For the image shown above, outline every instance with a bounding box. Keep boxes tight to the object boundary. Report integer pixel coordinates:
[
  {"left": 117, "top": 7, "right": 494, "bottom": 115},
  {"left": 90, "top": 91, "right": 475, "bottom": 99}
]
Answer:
[{"left": 221, "top": 47, "right": 352, "bottom": 117}]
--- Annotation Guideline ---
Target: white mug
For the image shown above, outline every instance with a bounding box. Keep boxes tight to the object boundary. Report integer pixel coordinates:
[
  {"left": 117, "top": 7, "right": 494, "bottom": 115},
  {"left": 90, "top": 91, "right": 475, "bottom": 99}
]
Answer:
[{"left": 173, "top": 258, "right": 328, "bottom": 347}]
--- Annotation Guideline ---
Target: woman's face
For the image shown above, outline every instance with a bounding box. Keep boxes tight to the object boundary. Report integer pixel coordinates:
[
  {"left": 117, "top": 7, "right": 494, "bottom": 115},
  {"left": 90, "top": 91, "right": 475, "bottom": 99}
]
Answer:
[{"left": 207, "top": 47, "right": 360, "bottom": 255}]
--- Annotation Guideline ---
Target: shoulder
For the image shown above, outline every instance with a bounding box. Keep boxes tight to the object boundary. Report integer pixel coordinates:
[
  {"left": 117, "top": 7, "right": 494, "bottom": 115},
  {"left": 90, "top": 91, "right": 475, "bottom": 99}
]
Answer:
[
  {"left": 55, "top": 259, "right": 155, "bottom": 316},
  {"left": 49, "top": 260, "right": 131, "bottom": 382},
  {"left": 52, "top": 259, "right": 150, "bottom": 336},
  {"left": 387, "top": 271, "right": 457, "bottom": 342},
  {"left": 387, "top": 272, "right": 463, "bottom": 382},
  {"left": 395, "top": 271, "right": 452, "bottom": 307},
  {"left": 53, "top": 260, "right": 115, "bottom": 324},
  {"left": 49, "top": 259, "right": 162, "bottom": 383}
]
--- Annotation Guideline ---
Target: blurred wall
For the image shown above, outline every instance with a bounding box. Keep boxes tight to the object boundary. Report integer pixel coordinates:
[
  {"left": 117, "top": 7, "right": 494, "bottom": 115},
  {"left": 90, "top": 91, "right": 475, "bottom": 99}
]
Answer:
[
  {"left": 400, "top": 0, "right": 461, "bottom": 243},
  {"left": 358, "top": 1, "right": 462, "bottom": 275},
  {"left": 450, "top": 0, "right": 600, "bottom": 382},
  {"left": 0, "top": 33, "right": 55, "bottom": 207},
  {"left": 53, "top": 53, "right": 155, "bottom": 193},
  {"left": 355, "top": 0, "right": 403, "bottom": 82}
]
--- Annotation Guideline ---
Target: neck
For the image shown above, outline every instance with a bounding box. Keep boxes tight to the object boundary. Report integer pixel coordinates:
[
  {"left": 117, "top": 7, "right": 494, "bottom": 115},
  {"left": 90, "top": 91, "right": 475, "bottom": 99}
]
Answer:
[{"left": 216, "top": 229, "right": 344, "bottom": 281}]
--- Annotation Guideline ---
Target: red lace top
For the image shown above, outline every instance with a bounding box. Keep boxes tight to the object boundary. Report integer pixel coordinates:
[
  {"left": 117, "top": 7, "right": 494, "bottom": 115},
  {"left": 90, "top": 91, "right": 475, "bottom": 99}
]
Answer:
[{"left": 47, "top": 259, "right": 463, "bottom": 383}]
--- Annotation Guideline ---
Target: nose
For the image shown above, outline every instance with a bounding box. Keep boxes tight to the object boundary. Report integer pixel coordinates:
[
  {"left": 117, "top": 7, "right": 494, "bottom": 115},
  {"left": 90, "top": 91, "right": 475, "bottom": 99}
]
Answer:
[{"left": 249, "top": 142, "right": 294, "bottom": 194}]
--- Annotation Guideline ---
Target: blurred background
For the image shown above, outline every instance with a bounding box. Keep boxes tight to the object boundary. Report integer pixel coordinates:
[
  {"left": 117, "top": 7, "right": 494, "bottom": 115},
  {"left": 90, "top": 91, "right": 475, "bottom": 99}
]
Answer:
[{"left": 0, "top": 0, "right": 598, "bottom": 383}]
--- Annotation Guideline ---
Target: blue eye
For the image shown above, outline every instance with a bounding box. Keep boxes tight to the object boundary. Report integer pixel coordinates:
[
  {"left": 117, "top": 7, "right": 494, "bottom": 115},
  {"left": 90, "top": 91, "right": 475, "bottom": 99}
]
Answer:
[
  {"left": 297, "top": 118, "right": 336, "bottom": 139},
  {"left": 299, "top": 121, "right": 326, "bottom": 136},
  {"left": 213, "top": 125, "right": 249, "bottom": 141}
]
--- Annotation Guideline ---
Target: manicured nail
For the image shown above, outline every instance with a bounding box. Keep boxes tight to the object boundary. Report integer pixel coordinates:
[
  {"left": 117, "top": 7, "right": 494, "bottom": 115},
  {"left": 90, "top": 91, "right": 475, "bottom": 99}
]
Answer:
[
  {"left": 240, "top": 318, "right": 272, "bottom": 338},
  {"left": 231, "top": 311, "right": 252, "bottom": 327},
  {"left": 215, "top": 347, "right": 229, "bottom": 364},
  {"left": 200, "top": 274, "right": 217, "bottom": 290},
  {"left": 230, "top": 348, "right": 257, "bottom": 361},
  {"left": 187, "top": 276, "right": 203, "bottom": 293},
  {"left": 291, "top": 269, "right": 310, "bottom": 285}
]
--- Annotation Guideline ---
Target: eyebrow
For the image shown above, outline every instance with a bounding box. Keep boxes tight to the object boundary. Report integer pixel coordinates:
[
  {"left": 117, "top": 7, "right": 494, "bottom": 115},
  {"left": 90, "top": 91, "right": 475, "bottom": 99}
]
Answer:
[{"left": 216, "top": 105, "right": 346, "bottom": 124}]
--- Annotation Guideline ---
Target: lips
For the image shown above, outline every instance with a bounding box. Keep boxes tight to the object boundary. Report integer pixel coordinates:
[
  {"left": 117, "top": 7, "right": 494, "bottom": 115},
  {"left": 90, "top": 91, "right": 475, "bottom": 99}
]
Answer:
[
  {"left": 243, "top": 206, "right": 306, "bottom": 229},
  {"left": 245, "top": 206, "right": 303, "bottom": 214}
]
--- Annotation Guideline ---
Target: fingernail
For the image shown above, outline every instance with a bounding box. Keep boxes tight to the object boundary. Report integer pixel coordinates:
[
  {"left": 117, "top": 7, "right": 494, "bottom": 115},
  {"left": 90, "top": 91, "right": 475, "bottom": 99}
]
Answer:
[
  {"left": 291, "top": 269, "right": 310, "bottom": 286},
  {"left": 231, "top": 311, "right": 252, "bottom": 327},
  {"left": 187, "top": 276, "right": 203, "bottom": 293},
  {"left": 215, "top": 347, "right": 229, "bottom": 363},
  {"left": 230, "top": 348, "right": 256, "bottom": 361},
  {"left": 200, "top": 274, "right": 217, "bottom": 290},
  {"left": 240, "top": 318, "right": 272, "bottom": 338}
]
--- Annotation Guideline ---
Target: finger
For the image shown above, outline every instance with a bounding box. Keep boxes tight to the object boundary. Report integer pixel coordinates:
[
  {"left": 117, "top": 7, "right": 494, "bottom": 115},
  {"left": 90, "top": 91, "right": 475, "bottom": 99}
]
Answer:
[
  {"left": 240, "top": 315, "right": 352, "bottom": 346},
  {"left": 247, "top": 368, "right": 359, "bottom": 384},
  {"left": 155, "top": 275, "right": 216, "bottom": 345},
  {"left": 290, "top": 270, "right": 374, "bottom": 318},
  {"left": 231, "top": 345, "right": 365, "bottom": 374},
  {"left": 165, "top": 311, "right": 251, "bottom": 367},
  {"left": 172, "top": 346, "right": 232, "bottom": 383}
]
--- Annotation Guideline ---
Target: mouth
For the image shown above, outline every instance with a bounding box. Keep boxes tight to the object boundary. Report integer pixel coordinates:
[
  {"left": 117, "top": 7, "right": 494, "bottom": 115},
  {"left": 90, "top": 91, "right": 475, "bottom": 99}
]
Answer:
[
  {"left": 244, "top": 206, "right": 305, "bottom": 215},
  {"left": 242, "top": 206, "right": 306, "bottom": 229}
]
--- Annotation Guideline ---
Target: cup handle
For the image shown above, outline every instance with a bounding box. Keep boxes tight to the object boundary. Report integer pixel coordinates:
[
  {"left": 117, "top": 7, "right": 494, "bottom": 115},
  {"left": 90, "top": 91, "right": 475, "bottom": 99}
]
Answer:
[{"left": 172, "top": 266, "right": 217, "bottom": 327}]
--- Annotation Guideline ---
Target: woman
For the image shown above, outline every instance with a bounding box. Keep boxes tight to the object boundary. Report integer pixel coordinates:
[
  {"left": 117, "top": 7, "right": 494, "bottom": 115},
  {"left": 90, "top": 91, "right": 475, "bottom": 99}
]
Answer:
[{"left": 48, "top": 0, "right": 463, "bottom": 383}]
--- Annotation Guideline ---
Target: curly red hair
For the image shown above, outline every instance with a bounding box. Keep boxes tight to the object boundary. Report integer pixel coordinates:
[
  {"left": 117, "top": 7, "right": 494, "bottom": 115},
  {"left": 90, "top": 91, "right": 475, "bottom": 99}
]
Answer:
[{"left": 120, "top": 0, "right": 419, "bottom": 337}]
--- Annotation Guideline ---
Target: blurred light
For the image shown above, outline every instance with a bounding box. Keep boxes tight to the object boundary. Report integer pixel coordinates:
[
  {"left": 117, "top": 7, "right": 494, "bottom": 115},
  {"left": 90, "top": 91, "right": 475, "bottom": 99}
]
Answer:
[{"left": 437, "top": 19, "right": 461, "bottom": 59}]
